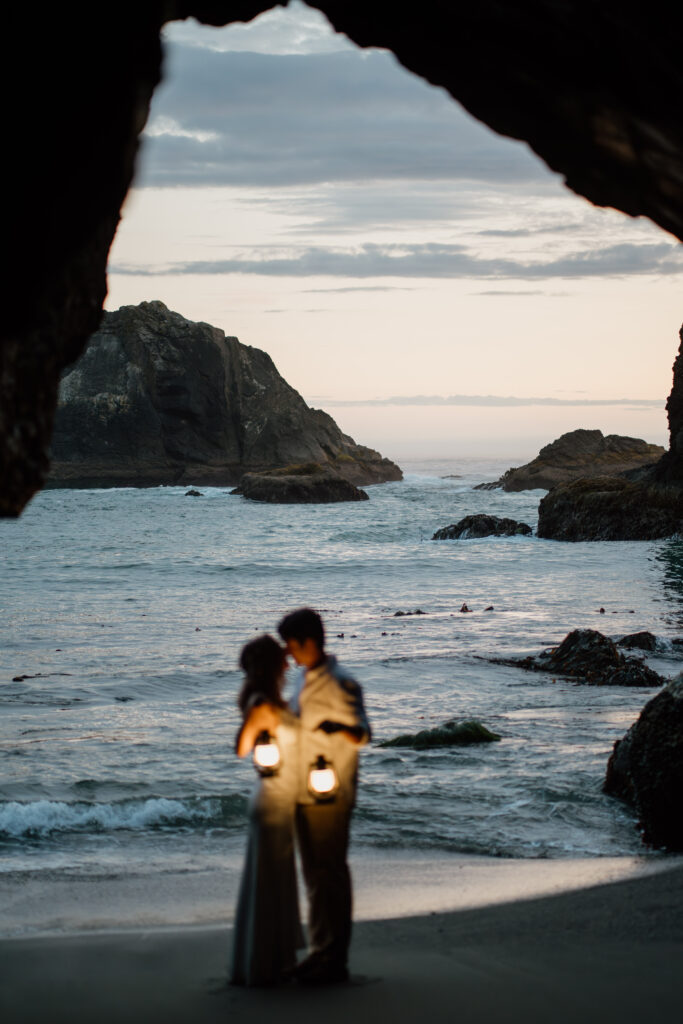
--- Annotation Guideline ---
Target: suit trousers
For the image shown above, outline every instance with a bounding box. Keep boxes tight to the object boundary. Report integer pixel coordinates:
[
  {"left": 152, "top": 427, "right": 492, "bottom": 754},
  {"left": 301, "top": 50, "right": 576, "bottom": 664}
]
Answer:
[{"left": 295, "top": 799, "right": 352, "bottom": 967}]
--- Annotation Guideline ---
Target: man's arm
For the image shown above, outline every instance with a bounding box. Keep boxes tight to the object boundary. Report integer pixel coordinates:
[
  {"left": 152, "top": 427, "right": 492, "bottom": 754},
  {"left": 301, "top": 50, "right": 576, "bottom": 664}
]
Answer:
[
  {"left": 317, "top": 720, "right": 367, "bottom": 744},
  {"left": 316, "top": 674, "right": 372, "bottom": 746}
]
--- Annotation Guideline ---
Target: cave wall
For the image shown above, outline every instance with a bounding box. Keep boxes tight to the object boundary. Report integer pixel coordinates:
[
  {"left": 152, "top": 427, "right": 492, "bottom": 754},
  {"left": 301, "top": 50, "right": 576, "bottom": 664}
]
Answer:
[{"left": 3, "top": 1, "right": 683, "bottom": 514}]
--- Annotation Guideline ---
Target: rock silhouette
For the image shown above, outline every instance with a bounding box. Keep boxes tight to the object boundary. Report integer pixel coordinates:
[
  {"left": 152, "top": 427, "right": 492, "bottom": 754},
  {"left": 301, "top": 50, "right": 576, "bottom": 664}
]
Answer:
[
  {"left": 604, "top": 675, "right": 683, "bottom": 851},
  {"left": 476, "top": 430, "right": 664, "bottom": 493},
  {"left": 432, "top": 515, "right": 532, "bottom": 540},
  {"left": 48, "top": 302, "right": 402, "bottom": 490},
  {"left": 378, "top": 719, "right": 501, "bottom": 749},
  {"left": 493, "top": 629, "right": 665, "bottom": 687}
]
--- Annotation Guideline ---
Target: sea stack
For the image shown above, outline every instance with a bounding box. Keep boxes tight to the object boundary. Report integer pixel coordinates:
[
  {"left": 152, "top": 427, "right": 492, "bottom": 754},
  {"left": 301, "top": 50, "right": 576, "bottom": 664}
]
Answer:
[
  {"left": 476, "top": 429, "right": 665, "bottom": 492},
  {"left": 47, "top": 301, "right": 402, "bottom": 489}
]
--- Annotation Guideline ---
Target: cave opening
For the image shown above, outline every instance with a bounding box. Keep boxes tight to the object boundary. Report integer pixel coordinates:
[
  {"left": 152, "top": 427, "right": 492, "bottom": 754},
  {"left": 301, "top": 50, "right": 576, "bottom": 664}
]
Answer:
[
  {"left": 103, "top": 1, "right": 678, "bottom": 470},
  {"left": 3, "top": 1, "right": 683, "bottom": 515}
]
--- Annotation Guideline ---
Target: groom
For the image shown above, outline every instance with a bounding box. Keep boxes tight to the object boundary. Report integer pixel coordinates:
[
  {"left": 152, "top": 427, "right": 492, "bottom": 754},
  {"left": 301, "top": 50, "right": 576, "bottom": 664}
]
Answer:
[{"left": 278, "top": 608, "right": 371, "bottom": 985}]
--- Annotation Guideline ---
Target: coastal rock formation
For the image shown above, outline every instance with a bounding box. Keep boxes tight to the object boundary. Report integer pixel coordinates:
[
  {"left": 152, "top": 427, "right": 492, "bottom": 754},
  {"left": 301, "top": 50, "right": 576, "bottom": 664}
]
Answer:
[
  {"left": 494, "top": 629, "right": 665, "bottom": 687},
  {"left": 432, "top": 515, "right": 532, "bottom": 540},
  {"left": 604, "top": 675, "right": 683, "bottom": 850},
  {"left": 378, "top": 719, "right": 501, "bottom": 750},
  {"left": 233, "top": 466, "right": 369, "bottom": 504},
  {"left": 47, "top": 302, "right": 402, "bottom": 489},
  {"left": 617, "top": 632, "right": 658, "bottom": 652},
  {"left": 537, "top": 478, "right": 683, "bottom": 541},
  {"left": 476, "top": 430, "right": 665, "bottom": 492},
  {"left": 651, "top": 326, "right": 683, "bottom": 487}
]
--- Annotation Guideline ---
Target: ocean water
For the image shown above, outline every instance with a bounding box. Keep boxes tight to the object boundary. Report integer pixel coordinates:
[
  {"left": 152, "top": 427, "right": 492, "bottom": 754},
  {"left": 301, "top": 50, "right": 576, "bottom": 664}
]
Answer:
[{"left": 2, "top": 456, "right": 683, "bottom": 920}]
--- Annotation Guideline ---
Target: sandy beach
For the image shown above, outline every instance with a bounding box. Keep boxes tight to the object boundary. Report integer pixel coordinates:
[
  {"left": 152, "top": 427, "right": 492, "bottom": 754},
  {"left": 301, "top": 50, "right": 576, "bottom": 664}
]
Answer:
[{"left": 2, "top": 860, "right": 682, "bottom": 1024}]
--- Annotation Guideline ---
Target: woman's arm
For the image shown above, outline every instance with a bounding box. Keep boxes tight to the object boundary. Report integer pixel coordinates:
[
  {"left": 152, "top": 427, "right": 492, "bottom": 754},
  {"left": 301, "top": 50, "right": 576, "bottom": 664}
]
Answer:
[{"left": 235, "top": 701, "right": 281, "bottom": 757}]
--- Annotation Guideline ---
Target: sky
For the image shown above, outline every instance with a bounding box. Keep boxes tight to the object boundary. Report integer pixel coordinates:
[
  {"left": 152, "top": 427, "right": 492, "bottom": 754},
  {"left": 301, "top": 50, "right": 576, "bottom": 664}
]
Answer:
[{"left": 106, "top": 1, "right": 683, "bottom": 460}]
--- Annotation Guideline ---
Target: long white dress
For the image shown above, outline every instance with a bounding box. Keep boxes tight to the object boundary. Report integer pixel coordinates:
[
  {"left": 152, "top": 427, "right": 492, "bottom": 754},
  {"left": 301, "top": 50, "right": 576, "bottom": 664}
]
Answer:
[{"left": 230, "top": 707, "right": 304, "bottom": 986}]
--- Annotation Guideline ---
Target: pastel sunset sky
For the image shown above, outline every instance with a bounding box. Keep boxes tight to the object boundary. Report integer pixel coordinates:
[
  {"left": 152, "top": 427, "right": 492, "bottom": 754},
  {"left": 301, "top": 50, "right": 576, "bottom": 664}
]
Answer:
[{"left": 106, "top": 2, "right": 683, "bottom": 460}]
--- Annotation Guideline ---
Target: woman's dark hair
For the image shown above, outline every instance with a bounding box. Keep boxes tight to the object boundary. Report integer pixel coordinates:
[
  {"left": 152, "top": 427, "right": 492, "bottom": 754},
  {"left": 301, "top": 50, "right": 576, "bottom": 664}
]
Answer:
[
  {"left": 238, "top": 634, "right": 286, "bottom": 713},
  {"left": 277, "top": 607, "right": 325, "bottom": 649}
]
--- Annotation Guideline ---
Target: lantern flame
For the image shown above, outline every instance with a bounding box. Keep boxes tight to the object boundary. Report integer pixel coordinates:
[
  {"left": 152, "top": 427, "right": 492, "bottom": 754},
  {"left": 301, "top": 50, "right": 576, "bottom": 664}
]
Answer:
[
  {"left": 253, "top": 740, "right": 280, "bottom": 770},
  {"left": 309, "top": 766, "right": 337, "bottom": 795}
]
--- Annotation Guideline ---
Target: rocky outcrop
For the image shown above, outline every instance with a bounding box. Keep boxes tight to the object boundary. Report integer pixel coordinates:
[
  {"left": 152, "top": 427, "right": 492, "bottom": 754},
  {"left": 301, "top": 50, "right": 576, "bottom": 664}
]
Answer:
[
  {"left": 432, "top": 514, "right": 532, "bottom": 539},
  {"left": 494, "top": 629, "right": 665, "bottom": 687},
  {"left": 4, "top": 7, "right": 683, "bottom": 515},
  {"left": 617, "top": 632, "right": 658, "bottom": 652},
  {"left": 651, "top": 326, "right": 683, "bottom": 487},
  {"left": 233, "top": 465, "right": 369, "bottom": 503},
  {"left": 604, "top": 676, "right": 683, "bottom": 850},
  {"left": 537, "top": 477, "right": 683, "bottom": 541},
  {"left": 476, "top": 430, "right": 665, "bottom": 492},
  {"left": 378, "top": 719, "right": 501, "bottom": 749},
  {"left": 47, "top": 302, "right": 402, "bottom": 489}
]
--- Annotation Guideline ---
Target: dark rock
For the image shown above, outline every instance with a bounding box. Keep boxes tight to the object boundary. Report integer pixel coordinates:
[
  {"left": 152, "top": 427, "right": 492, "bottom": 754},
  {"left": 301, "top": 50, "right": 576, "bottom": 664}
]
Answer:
[
  {"left": 537, "top": 477, "right": 683, "bottom": 541},
  {"left": 393, "top": 609, "right": 426, "bottom": 617},
  {"left": 476, "top": 430, "right": 665, "bottom": 493},
  {"left": 440, "top": 474, "right": 462, "bottom": 479},
  {"left": 651, "top": 327, "right": 683, "bottom": 488},
  {"left": 234, "top": 467, "right": 369, "bottom": 504},
  {"left": 618, "top": 631, "right": 658, "bottom": 652},
  {"left": 378, "top": 719, "right": 501, "bottom": 749},
  {"left": 496, "top": 628, "right": 665, "bottom": 687},
  {"left": 433, "top": 514, "right": 532, "bottom": 540},
  {"left": 604, "top": 676, "right": 683, "bottom": 850},
  {"left": 460, "top": 603, "right": 470, "bottom": 613},
  {"left": 46, "top": 302, "right": 402, "bottom": 490},
  {"left": 185, "top": 489, "right": 202, "bottom": 497},
  {"left": 4, "top": 9, "right": 683, "bottom": 516}
]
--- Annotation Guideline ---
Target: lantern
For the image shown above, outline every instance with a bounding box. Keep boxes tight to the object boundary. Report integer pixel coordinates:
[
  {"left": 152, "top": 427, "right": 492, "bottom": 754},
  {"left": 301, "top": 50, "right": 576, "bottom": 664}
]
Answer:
[
  {"left": 308, "top": 755, "right": 339, "bottom": 801},
  {"left": 253, "top": 730, "right": 281, "bottom": 777}
]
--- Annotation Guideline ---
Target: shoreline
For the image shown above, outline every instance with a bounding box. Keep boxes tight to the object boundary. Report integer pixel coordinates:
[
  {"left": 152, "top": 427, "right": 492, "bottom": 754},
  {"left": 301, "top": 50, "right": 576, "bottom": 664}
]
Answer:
[
  {"left": 2, "top": 862, "right": 682, "bottom": 1023},
  {"left": 1, "top": 848, "right": 678, "bottom": 940}
]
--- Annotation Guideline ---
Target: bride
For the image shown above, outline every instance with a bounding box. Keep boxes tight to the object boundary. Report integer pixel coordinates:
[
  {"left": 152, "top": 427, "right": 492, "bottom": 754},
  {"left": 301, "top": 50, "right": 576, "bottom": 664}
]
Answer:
[{"left": 230, "top": 634, "right": 303, "bottom": 986}]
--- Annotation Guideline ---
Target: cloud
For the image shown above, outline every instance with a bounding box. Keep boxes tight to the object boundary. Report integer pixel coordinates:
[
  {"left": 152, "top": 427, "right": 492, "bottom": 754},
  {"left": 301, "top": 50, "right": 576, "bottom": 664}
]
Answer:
[
  {"left": 320, "top": 395, "right": 664, "bottom": 408},
  {"left": 163, "top": 2, "right": 354, "bottom": 56},
  {"left": 473, "top": 289, "right": 548, "bottom": 296},
  {"left": 137, "top": 45, "right": 550, "bottom": 190},
  {"left": 302, "top": 285, "right": 416, "bottom": 293},
  {"left": 477, "top": 223, "right": 583, "bottom": 238},
  {"left": 110, "top": 240, "right": 683, "bottom": 280}
]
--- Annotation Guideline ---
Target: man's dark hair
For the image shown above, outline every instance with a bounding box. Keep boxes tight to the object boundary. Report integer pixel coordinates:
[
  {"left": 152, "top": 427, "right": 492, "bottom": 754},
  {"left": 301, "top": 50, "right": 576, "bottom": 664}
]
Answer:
[{"left": 277, "top": 607, "right": 325, "bottom": 649}]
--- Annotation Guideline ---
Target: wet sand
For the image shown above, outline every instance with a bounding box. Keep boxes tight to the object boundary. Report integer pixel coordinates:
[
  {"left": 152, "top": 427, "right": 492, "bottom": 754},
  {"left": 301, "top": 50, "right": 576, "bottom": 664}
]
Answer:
[{"left": 2, "top": 862, "right": 682, "bottom": 1024}]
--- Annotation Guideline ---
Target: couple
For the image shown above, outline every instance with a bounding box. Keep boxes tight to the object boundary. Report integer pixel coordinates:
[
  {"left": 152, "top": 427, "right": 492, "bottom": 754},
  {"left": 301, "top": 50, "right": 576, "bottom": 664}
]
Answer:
[{"left": 230, "top": 608, "right": 371, "bottom": 987}]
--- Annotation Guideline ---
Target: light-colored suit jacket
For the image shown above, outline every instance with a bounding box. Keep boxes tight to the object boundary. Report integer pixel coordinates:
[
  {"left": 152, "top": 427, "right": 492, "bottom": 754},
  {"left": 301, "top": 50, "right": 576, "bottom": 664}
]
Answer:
[{"left": 292, "top": 655, "right": 370, "bottom": 807}]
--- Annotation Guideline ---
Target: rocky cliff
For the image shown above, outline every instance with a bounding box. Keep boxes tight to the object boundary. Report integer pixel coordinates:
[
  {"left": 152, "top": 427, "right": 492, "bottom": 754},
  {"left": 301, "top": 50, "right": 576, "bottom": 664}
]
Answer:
[
  {"left": 537, "top": 477, "right": 683, "bottom": 541},
  {"left": 47, "top": 301, "right": 402, "bottom": 488},
  {"left": 477, "top": 429, "right": 665, "bottom": 492}
]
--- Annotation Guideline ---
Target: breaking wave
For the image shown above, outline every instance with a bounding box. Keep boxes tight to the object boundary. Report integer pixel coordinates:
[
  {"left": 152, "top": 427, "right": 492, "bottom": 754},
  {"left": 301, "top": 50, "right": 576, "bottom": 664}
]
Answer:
[{"left": 0, "top": 795, "right": 245, "bottom": 838}]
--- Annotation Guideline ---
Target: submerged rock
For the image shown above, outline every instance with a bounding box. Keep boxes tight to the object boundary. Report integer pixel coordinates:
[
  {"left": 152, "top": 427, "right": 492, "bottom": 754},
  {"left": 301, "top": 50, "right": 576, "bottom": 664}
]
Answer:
[
  {"left": 378, "top": 719, "right": 501, "bottom": 749},
  {"left": 537, "top": 477, "right": 683, "bottom": 541},
  {"left": 47, "top": 301, "right": 402, "bottom": 489},
  {"left": 617, "top": 631, "right": 658, "bottom": 652},
  {"left": 233, "top": 465, "right": 369, "bottom": 504},
  {"left": 604, "top": 675, "right": 683, "bottom": 850},
  {"left": 476, "top": 429, "right": 664, "bottom": 493},
  {"left": 432, "top": 514, "right": 532, "bottom": 540},
  {"left": 185, "top": 488, "right": 202, "bottom": 497},
  {"left": 495, "top": 629, "right": 665, "bottom": 687}
]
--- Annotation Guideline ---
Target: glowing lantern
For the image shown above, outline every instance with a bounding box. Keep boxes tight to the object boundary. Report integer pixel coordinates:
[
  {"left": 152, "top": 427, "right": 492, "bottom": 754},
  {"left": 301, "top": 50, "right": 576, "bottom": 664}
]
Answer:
[
  {"left": 308, "top": 755, "right": 339, "bottom": 801},
  {"left": 253, "top": 731, "right": 281, "bottom": 776}
]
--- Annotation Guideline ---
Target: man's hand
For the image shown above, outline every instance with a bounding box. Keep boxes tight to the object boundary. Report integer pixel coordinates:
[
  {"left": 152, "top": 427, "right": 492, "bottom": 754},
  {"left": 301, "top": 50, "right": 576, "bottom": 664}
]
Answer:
[{"left": 317, "top": 720, "right": 365, "bottom": 743}]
